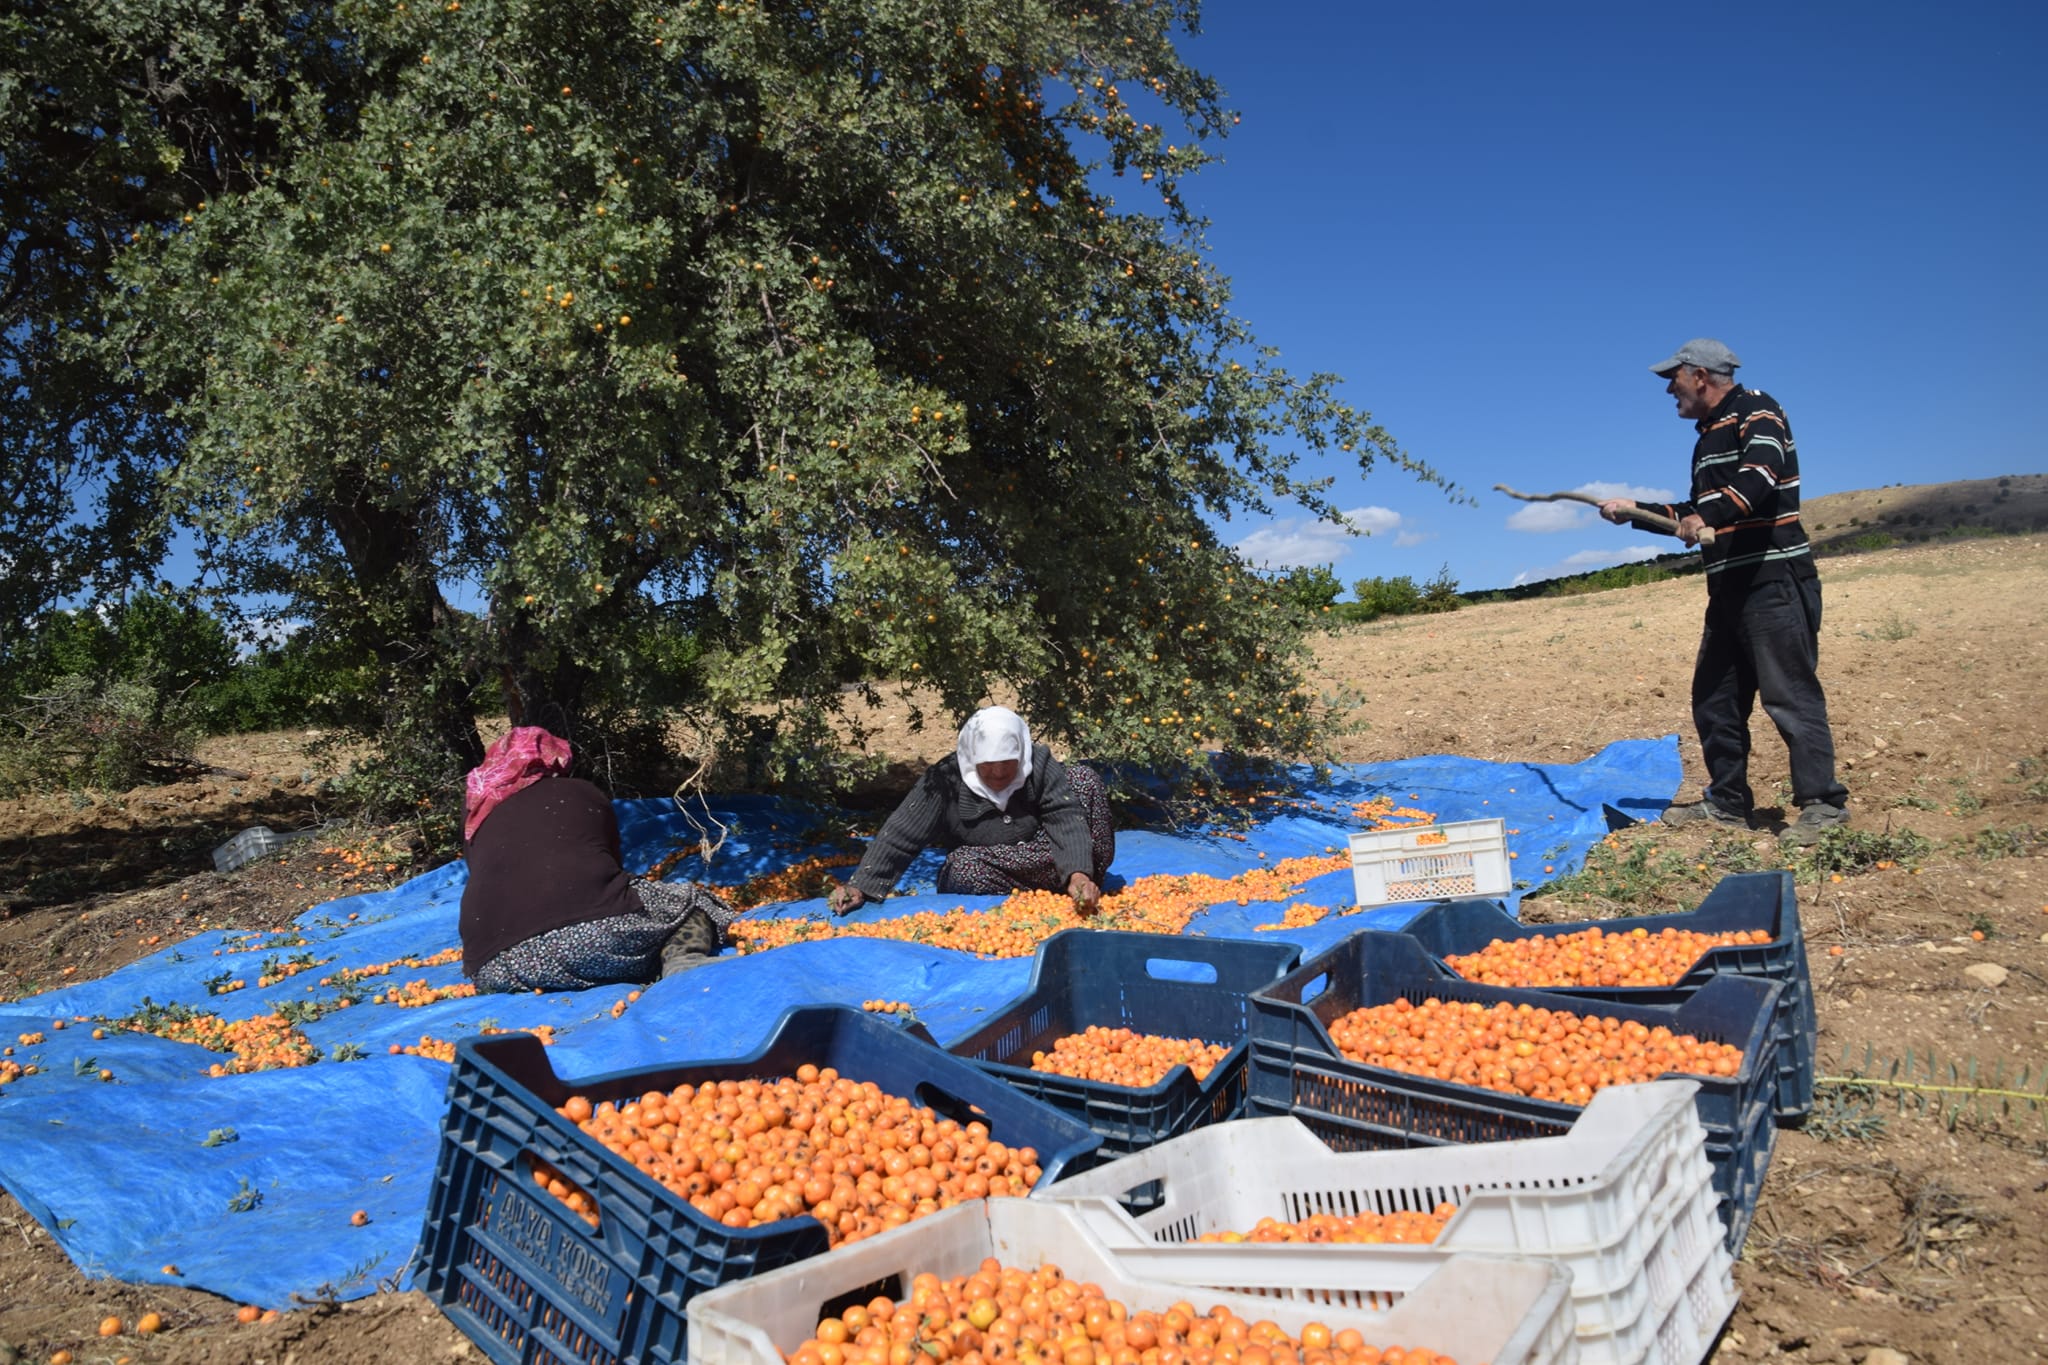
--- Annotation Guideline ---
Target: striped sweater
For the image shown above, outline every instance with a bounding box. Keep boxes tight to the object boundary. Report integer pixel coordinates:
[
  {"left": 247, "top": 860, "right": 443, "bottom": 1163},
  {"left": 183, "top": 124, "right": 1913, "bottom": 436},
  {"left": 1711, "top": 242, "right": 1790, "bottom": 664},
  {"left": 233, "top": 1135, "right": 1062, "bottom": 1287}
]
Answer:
[{"left": 1641, "top": 386, "right": 1814, "bottom": 599}]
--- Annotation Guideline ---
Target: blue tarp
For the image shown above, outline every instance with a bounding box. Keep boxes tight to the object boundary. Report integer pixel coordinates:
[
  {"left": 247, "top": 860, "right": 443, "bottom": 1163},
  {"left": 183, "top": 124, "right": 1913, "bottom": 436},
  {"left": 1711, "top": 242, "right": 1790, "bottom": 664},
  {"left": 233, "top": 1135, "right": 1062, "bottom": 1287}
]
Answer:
[{"left": 0, "top": 739, "right": 1679, "bottom": 1309}]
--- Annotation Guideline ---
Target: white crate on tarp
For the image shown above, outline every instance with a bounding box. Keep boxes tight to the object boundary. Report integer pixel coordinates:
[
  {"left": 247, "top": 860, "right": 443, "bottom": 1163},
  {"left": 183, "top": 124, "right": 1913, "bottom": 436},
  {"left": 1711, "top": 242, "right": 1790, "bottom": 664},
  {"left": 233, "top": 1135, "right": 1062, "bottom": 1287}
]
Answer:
[
  {"left": 687, "top": 1198, "right": 1575, "bottom": 1365},
  {"left": 1349, "top": 818, "right": 1511, "bottom": 906},
  {"left": 1040, "top": 1082, "right": 1735, "bottom": 1365},
  {"left": 211, "top": 824, "right": 316, "bottom": 874}
]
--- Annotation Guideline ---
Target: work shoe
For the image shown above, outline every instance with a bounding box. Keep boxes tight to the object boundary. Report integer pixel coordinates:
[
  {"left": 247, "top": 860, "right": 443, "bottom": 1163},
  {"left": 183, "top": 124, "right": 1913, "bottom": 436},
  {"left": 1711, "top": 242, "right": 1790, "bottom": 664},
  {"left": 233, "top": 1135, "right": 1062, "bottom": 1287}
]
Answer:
[
  {"left": 1779, "top": 802, "right": 1850, "bottom": 849},
  {"left": 658, "top": 906, "right": 720, "bottom": 980},
  {"left": 1659, "top": 800, "right": 1751, "bottom": 830}
]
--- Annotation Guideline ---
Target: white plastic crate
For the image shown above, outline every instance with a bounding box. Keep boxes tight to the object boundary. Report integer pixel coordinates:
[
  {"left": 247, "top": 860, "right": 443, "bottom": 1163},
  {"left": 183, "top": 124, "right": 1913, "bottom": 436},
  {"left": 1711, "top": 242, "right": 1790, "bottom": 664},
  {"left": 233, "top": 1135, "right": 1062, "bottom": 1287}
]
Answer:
[
  {"left": 1039, "top": 1082, "right": 1736, "bottom": 1365},
  {"left": 1349, "top": 818, "right": 1511, "bottom": 906},
  {"left": 687, "top": 1199, "right": 1576, "bottom": 1365}
]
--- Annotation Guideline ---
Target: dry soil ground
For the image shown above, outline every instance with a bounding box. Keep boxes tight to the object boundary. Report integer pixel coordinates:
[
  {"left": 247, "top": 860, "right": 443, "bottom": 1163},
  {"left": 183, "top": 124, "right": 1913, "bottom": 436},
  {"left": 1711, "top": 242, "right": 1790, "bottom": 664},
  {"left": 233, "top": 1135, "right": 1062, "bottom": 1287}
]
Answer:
[{"left": 1, "top": 482, "right": 2044, "bottom": 1365}]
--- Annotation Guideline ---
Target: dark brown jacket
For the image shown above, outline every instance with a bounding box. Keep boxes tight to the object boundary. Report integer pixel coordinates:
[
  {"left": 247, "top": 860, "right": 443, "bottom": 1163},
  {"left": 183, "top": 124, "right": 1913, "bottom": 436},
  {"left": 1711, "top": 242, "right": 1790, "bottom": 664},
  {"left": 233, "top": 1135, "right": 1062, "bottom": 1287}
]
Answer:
[
  {"left": 846, "top": 744, "right": 1091, "bottom": 899},
  {"left": 459, "top": 777, "right": 641, "bottom": 976}
]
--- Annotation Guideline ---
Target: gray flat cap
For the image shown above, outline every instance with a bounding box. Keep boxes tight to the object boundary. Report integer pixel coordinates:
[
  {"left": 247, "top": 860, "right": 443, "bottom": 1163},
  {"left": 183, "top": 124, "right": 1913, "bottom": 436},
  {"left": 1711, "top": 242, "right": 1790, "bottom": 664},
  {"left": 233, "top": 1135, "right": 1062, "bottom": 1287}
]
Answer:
[{"left": 1650, "top": 338, "right": 1741, "bottom": 376}]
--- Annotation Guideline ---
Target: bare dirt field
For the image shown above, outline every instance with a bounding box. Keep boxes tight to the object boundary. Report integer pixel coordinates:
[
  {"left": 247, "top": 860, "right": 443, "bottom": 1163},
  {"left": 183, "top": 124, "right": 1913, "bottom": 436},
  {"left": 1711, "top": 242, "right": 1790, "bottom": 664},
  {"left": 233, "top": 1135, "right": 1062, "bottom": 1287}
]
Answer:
[{"left": 1, "top": 481, "right": 2044, "bottom": 1365}]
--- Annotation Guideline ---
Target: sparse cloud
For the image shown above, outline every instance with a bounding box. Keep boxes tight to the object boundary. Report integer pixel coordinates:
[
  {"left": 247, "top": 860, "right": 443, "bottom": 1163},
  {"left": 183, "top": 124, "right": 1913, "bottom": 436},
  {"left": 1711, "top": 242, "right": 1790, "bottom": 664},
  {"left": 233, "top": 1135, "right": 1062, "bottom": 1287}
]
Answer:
[
  {"left": 1232, "top": 506, "right": 1403, "bottom": 569},
  {"left": 1509, "top": 543, "right": 1666, "bottom": 587},
  {"left": 1504, "top": 482, "right": 1678, "bottom": 534},
  {"left": 235, "top": 614, "right": 307, "bottom": 658},
  {"left": 1339, "top": 505, "right": 1402, "bottom": 535}
]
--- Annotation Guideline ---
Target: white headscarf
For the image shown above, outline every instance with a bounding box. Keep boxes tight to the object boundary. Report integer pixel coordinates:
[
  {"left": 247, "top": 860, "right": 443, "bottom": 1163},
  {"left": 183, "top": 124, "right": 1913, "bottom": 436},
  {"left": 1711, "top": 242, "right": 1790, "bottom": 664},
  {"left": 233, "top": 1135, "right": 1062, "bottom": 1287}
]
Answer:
[{"left": 956, "top": 706, "right": 1033, "bottom": 810}]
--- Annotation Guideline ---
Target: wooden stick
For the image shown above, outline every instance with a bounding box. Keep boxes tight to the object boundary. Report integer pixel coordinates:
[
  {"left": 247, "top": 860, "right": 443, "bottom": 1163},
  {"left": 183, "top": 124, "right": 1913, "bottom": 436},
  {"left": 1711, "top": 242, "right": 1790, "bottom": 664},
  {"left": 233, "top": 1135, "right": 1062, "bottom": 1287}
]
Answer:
[{"left": 1493, "top": 484, "right": 1716, "bottom": 545}]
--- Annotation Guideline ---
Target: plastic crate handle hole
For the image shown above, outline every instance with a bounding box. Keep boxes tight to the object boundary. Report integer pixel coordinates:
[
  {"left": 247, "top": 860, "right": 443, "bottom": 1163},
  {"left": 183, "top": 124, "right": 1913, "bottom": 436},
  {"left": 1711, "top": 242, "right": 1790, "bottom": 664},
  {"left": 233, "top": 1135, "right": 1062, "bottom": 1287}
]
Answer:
[{"left": 1142, "top": 958, "right": 1221, "bottom": 985}]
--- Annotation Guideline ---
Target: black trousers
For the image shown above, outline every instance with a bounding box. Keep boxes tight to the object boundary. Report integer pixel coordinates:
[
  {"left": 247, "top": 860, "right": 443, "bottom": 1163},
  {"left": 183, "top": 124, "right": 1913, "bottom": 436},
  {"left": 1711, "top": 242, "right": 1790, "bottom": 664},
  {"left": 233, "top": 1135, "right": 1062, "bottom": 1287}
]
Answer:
[{"left": 1692, "top": 573, "right": 1849, "bottom": 815}]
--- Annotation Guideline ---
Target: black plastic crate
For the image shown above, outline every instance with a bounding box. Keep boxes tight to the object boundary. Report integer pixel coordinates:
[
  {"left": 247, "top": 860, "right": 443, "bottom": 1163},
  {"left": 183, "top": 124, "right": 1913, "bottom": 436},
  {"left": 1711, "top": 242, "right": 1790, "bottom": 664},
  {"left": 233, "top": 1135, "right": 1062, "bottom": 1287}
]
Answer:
[
  {"left": 1245, "top": 930, "right": 1782, "bottom": 1253},
  {"left": 945, "top": 930, "right": 1301, "bottom": 1160},
  {"left": 1401, "top": 871, "right": 1815, "bottom": 1121},
  {"left": 416, "top": 1005, "right": 1101, "bottom": 1365}
]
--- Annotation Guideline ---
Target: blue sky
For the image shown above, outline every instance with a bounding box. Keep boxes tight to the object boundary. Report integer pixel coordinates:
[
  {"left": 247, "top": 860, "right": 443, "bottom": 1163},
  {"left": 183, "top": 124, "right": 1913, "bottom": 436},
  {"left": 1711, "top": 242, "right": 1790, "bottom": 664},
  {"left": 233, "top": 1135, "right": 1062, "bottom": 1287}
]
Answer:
[{"left": 1167, "top": 1, "right": 2046, "bottom": 592}]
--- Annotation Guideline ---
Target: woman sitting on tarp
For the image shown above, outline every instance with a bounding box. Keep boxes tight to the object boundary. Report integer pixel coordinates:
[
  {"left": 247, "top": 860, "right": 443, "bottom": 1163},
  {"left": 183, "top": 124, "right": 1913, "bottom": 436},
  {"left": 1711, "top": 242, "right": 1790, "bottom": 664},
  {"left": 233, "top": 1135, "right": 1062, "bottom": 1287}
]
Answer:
[
  {"left": 826, "top": 705, "right": 1116, "bottom": 915},
  {"left": 459, "top": 726, "right": 732, "bottom": 992}
]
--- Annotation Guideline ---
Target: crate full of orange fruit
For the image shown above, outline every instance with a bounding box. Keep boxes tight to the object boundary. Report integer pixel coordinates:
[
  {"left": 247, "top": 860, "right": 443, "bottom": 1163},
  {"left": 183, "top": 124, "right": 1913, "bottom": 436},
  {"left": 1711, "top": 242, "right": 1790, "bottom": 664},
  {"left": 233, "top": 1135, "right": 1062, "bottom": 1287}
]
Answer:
[
  {"left": 686, "top": 1195, "right": 1577, "bottom": 1365},
  {"left": 1246, "top": 930, "right": 1782, "bottom": 1255},
  {"left": 1043, "top": 1083, "right": 1732, "bottom": 1365},
  {"left": 416, "top": 1005, "right": 1100, "bottom": 1365},
  {"left": 944, "top": 929, "right": 1301, "bottom": 1161},
  {"left": 1400, "top": 870, "right": 1815, "bottom": 1122}
]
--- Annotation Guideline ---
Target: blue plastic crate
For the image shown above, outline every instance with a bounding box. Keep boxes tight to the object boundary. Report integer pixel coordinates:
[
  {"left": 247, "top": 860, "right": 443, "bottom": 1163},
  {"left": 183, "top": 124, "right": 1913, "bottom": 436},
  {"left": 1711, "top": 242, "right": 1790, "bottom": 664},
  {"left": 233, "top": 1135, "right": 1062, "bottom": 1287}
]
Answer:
[
  {"left": 1710, "top": 1095, "right": 1778, "bottom": 1257},
  {"left": 1245, "top": 930, "right": 1781, "bottom": 1253},
  {"left": 416, "top": 1005, "right": 1101, "bottom": 1365},
  {"left": 944, "top": 930, "right": 1301, "bottom": 1160},
  {"left": 1401, "top": 870, "right": 1815, "bottom": 1122}
]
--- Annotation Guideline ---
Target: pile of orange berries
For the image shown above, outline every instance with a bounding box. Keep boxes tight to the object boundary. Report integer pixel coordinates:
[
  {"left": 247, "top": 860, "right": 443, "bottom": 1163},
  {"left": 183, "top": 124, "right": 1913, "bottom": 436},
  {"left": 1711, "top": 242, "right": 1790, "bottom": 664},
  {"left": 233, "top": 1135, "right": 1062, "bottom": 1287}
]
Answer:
[
  {"left": 313, "top": 838, "right": 408, "bottom": 883},
  {"left": 1329, "top": 996, "right": 1744, "bottom": 1107},
  {"left": 1030, "top": 1027, "right": 1229, "bottom": 1088},
  {"left": 548, "top": 1064, "right": 1042, "bottom": 1245},
  {"left": 130, "top": 1012, "right": 322, "bottom": 1074},
  {"left": 323, "top": 945, "right": 464, "bottom": 986},
  {"left": 390, "top": 1036, "right": 459, "bottom": 1062},
  {"left": 729, "top": 856, "right": 1351, "bottom": 961},
  {"left": 393, "top": 1023, "right": 558, "bottom": 1063},
  {"left": 370, "top": 978, "right": 478, "bottom": 1007},
  {"left": 784, "top": 1257, "right": 1463, "bottom": 1365},
  {"left": 1350, "top": 797, "right": 1437, "bottom": 829},
  {"left": 1255, "top": 903, "right": 1332, "bottom": 931},
  {"left": 1443, "top": 925, "right": 1774, "bottom": 989},
  {"left": 732, "top": 855, "right": 864, "bottom": 910},
  {"left": 1196, "top": 1207, "right": 1455, "bottom": 1245},
  {"left": 863, "top": 1000, "right": 917, "bottom": 1015}
]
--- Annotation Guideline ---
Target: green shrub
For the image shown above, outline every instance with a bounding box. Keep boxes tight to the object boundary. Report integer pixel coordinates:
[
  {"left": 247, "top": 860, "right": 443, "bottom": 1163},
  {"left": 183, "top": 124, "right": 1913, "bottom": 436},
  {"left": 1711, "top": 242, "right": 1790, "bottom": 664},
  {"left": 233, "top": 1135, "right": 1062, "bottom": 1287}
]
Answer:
[
  {"left": 0, "top": 675, "right": 200, "bottom": 795},
  {"left": 187, "top": 636, "right": 382, "bottom": 734},
  {"left": 1792, "top": 825, "right": 1931, "bottom": 877},
  {"left": 1539, "top": 560, "right": 1680, "bottom": 597},
  {"left": 1419, "top": 564, "right": 1462, "bottom": 614},
  {"left": 1277, "top": 564, "right": 1344, "bottom": 614},
  {"left": 2, "top": 592, "right": 237, "bottom": 719},
  {"left": 1821, "top": 531, "right": 1898, "bottom": 556},
  {"left": 1348, "top": 574, "right": 1423, "bottom": 621}
]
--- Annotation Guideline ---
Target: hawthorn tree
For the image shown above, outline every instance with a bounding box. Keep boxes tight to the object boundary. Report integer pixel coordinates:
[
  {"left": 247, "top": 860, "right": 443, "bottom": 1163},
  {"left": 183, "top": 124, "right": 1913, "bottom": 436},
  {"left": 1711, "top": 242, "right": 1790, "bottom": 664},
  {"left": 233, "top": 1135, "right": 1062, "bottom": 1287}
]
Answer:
[
  {"left": 78, "top": 0, "right": 1449, "bottom": 795},
  {"left": 0, "top": 0, "right": 354, "bottom": 663}
]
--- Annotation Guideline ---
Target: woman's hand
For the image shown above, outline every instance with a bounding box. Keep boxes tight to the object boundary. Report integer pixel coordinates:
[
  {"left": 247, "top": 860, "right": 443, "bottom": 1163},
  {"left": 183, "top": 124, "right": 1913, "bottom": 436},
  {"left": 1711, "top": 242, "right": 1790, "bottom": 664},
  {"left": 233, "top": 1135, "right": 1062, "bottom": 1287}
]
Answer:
[
  {"left": 1067, "top": 872, "right": 1102, "bottom": 916},
  {"left": 826, "top": 883, "right": 866, "bottom": 916}
]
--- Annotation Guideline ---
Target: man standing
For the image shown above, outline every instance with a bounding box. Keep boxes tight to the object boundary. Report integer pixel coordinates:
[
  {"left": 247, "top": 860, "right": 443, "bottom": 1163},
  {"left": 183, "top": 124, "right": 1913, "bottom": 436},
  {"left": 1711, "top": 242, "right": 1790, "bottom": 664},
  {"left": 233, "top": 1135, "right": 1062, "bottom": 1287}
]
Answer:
[{"left": 1600, "top": 339, "right": 1849, "bottom": 848}]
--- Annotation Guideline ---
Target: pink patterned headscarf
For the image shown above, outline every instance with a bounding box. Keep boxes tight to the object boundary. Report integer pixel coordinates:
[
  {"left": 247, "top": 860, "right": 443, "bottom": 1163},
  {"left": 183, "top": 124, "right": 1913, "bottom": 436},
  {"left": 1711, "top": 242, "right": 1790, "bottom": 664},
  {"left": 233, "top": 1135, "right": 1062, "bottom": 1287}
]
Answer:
[{"left": 463, "top": 726, "right": 572, "bottom": 843}]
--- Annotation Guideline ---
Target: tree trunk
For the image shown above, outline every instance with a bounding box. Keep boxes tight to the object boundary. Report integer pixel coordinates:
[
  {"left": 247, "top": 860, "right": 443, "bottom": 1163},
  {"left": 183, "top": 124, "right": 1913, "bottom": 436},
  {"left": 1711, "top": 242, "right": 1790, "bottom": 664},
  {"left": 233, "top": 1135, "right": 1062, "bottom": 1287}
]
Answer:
[{"left": 325, "top": 485, "right": 484, "bottom": 774}]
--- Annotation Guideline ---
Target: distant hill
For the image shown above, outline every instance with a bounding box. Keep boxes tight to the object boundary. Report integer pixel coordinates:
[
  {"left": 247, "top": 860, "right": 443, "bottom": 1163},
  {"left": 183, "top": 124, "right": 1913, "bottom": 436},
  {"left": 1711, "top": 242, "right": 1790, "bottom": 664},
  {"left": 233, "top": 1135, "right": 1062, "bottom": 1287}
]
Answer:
[
  {"left": 1802, "top": 472, "right": 2048, "bottom": 552},
  {"left": 1461, "top": 472, "right": 2048, "bottom": 604}
]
